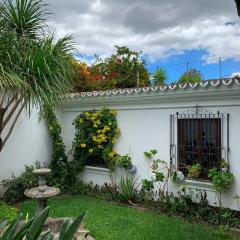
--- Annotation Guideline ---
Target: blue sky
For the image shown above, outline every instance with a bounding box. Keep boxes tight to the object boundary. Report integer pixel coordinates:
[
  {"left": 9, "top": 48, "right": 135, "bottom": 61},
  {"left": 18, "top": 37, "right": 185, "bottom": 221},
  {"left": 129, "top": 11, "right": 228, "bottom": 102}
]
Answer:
[{"left": 146, "top": 49, "right": 240, "bottom": 82}]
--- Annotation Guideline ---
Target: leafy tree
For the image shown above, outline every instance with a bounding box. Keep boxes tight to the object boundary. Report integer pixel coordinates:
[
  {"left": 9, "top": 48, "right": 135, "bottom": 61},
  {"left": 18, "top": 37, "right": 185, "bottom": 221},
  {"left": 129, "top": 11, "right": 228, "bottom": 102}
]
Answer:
[
  {"left": 72, "top": 46, "right": 150, "bottom": 91},
  {"left": 152, "top": 68, "right": 167, "bottom": 85},
  {"left": 178, "top": 68, "right": 202, "bottom": 84},
  {"left": 0, "top": 0, "right": 74, "bottom": 151}
]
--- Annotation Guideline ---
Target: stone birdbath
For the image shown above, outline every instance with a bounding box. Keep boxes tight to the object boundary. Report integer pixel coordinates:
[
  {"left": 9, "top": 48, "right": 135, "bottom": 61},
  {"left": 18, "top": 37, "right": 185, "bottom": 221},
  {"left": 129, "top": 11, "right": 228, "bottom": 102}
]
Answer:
[
  {"left": 24, "top": 168, "right": 60, "bottom": 214},
  {"left": 24, "top": 168, "right": 94, "bottom": 239}
]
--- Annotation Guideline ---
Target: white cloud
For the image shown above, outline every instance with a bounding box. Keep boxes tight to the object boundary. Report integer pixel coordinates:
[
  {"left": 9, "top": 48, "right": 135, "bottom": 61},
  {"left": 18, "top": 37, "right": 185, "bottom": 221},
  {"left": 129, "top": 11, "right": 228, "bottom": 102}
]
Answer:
[{"left": 46, "top": 0, "right": 240, "bottom": 63}]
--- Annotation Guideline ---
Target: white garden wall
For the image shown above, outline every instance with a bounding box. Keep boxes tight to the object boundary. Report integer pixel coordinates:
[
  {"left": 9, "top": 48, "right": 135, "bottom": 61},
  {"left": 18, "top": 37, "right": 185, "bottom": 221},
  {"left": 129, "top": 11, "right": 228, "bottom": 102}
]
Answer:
[
  {"left": 0, "top": 108, "right": 51, "bottom": 182},
  {"left": 60, "top": 79, "right": 240, "bottom": 210}
]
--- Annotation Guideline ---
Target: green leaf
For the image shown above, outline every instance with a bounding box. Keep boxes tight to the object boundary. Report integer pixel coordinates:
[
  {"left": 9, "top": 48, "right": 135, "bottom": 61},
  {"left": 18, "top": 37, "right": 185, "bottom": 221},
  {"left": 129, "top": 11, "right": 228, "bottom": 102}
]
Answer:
[
  {"left": 144, "top": 152, "right": 152, "bottom": 158},
  {"left": 60, "top": 213, "right": 86, "bottom": 240},
  {"left": 2, "top": 214, "right": 22, "bottom": 240},
  {"left": 26, "top": 207, "right": 50, "bottom": 240},
  {"left": 59, "top": 219, "right": 71, "bottom": 240},
  {"left": 150, "top": 149, "right": 158, "bottom": 155},
  {"left": 39, "top": 231, "right": 54, "bottom": 240},
  {"left": 14, "top": 219, "right": 34, "bottom": 240},
  {"left": 0, "top": 220, "right": 8, "bottom": 233}
]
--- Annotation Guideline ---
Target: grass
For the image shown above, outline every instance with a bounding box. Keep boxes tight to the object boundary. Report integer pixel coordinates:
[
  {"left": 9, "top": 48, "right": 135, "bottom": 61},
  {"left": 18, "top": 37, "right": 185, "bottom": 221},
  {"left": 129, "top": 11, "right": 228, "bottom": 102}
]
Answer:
[{"left": 19, "top": 195, "right": 240, "bottom": 240}]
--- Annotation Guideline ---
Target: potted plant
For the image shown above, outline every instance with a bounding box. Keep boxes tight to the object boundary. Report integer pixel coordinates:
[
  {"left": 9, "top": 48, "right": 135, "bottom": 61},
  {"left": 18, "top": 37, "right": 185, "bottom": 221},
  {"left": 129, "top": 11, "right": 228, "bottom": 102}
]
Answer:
[{"left": 187, "top": 163, "right": 202, "bottom": 179}]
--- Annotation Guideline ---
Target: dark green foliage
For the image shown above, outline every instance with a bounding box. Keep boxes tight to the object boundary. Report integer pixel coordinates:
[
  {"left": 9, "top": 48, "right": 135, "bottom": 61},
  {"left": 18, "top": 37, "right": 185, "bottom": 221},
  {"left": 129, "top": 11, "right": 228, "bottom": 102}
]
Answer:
[
  {"left": 179, "top": 68, "right": 202, "bottom": 83},
  {"left": 2, "top": 162, "right": 40, "bottom": 202},
  {"left": 40, "top": 108, "right": 74, "bottom": 191},
  {"left": 141, "top": 179, "right": 154, "bottom": 191},
  {"left": 69, "top": 181, "right": 120, "bottom": 202}
]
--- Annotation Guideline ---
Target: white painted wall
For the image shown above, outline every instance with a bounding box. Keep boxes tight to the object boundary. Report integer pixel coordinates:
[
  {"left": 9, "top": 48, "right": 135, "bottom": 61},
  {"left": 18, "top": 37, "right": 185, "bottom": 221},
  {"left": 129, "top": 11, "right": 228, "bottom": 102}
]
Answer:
[
  {"left": 60, "top": 83, "right": 240, "bottom": 210},
  {"left": 0, "top": 108, "right": 51, "bottom": 181}
]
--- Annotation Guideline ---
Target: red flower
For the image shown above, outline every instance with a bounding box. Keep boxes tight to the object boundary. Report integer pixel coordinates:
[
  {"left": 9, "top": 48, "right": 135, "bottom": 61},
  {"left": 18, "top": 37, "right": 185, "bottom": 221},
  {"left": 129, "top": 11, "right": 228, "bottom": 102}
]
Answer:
[{"left": 116, "top": 58, "right": 122, "bottom": 63}]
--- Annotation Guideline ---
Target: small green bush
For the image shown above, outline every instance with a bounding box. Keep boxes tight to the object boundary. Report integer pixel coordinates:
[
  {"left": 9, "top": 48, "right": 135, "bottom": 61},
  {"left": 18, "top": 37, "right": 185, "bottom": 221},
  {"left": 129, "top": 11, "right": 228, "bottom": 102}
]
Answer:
[
  {"left": 0, "top": 201, "right": 18, "bottom": 222},
  {"left": 2, "top": 162, "right": 40, "bottom": 203}
]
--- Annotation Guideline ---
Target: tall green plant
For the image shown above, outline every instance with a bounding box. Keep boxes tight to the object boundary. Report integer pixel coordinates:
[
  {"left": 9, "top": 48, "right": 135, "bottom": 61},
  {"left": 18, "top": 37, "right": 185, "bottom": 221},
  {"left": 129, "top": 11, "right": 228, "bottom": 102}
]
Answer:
[
  {"left": 152, "top": 68, "right": 167, "bottom": 85},
  {"left": 0, "top": 0, "right": 74, "bottom": 151}
]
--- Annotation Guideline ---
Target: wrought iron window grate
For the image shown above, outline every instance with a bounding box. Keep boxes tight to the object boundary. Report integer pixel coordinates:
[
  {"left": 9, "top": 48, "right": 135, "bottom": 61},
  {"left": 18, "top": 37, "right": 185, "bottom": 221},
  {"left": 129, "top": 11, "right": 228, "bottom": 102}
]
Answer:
[{"left": 170, "top": 105, "right": 229, "bottom": 180}]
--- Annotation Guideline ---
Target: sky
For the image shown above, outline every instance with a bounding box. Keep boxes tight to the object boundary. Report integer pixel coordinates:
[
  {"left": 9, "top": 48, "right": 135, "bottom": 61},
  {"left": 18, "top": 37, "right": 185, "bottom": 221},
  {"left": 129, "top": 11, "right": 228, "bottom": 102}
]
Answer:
[{"left": 45, "top": 0, "right": 240, "bottom": 82}]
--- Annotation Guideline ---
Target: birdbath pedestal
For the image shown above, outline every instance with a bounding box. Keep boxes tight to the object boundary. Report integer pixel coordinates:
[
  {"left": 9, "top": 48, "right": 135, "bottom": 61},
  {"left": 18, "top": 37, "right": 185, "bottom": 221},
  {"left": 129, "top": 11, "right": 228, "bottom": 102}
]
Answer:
[{"left": 24, "top": 168, "right": 60, "bottom": 215}]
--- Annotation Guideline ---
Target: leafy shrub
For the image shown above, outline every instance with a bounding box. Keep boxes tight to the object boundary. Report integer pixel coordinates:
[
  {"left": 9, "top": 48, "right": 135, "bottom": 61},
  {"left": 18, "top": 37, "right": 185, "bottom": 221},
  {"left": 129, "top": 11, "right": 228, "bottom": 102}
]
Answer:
[
  {"left": 70, "top": 181, "right": 120, "bottom": 202},
  {"left": 72, "top": 108, "right": 120, "bottom": 171},
  {"left": 116, "top": 154, "right": 132, "bottom": 170},
  {"left": 208, "top": 168, "right": 234, "bottom": 192},
  {"left": 72, "top": 46, "right": 150, "bottom": 92},
  {"left": 141, "top": 179, "right": 154, "bottom": 191},
  {"left": 208, "top": 168, "right": 234, "bottom": 207},
  {"left": 0, "top": 201, "right": 18, "bottom": 222},
  {"left": 179, "top": 68, "right": 202, "bottom": 84},
  {"left": 2, "top": 162, "right": 40, "bottom": 203}
]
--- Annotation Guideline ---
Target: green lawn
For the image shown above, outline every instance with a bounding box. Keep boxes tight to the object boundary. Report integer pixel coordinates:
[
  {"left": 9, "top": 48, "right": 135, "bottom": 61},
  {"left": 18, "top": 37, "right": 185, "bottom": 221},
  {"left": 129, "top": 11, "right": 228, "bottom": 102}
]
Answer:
[{"left": 19, "top": 195, "right": 239, "bottom": 240}]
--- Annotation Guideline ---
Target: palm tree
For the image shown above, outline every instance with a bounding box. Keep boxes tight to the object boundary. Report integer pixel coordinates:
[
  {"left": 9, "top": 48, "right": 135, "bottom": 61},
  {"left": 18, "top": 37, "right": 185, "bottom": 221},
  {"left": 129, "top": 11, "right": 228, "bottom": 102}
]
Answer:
[
  {"left": 0, "top": 0, "right": 74, "bottom": 151},
  {"left": 152, "top": 68, "right": 167, "bottom": 85}
]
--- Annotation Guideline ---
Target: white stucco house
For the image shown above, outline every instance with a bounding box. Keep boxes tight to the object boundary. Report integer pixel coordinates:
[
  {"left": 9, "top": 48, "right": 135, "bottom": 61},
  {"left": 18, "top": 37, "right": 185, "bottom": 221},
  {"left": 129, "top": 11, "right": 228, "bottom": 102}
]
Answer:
[{"left": 1, "top": 77, "right": 240, "bottom": 210}]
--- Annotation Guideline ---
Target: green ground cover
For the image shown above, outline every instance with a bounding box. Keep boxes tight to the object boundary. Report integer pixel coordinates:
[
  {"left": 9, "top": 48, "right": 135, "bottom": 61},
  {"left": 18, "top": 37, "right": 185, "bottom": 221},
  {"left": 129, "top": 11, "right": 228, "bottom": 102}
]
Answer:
[{"left": 19, "top": 195, "right": 240, "bottom": 240}]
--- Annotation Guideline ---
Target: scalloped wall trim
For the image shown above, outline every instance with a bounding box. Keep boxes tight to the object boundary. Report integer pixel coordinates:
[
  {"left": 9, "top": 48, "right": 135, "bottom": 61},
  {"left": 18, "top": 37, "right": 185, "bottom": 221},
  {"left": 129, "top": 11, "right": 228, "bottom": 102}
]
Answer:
[{"left": 64, "top": 78, "right": 240, "bottom": 99}]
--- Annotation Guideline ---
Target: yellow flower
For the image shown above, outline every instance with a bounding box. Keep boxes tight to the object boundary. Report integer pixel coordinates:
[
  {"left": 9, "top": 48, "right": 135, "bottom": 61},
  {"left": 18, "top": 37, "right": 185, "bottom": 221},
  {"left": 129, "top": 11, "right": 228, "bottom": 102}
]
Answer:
[
  {"left": 110, "top": 110, "right": 117, "bottom": 116},
  {"left": 92, "top": 136, "right": 97, "bottom": 141},
  {"left": 97, "top": 129, "right": 101, "bottom": 134},
  {"left": 79, "top": 118, "right": 83, "bottom": 123},
  {"left": 89, "top": 149, "right": 94, "bottom": 153},
  {"left": 115, "top": 128, "right": 121, "bottom": 135},
  {"left": 80, "top": 143, "right": 86, "bottom": 148},
  {"left": 93, "top": 124, "right": 98, "bottom": 128}
]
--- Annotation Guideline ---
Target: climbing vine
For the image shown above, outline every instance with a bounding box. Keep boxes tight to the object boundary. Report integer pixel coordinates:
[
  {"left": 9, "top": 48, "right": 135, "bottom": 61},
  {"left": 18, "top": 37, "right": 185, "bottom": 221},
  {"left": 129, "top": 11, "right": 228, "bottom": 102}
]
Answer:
[
  {"left": 40, "top": 108, "right": 74, "bottom": 191},
  {"left": 72, "top": 108, "right": 120, "bottom": 171}
]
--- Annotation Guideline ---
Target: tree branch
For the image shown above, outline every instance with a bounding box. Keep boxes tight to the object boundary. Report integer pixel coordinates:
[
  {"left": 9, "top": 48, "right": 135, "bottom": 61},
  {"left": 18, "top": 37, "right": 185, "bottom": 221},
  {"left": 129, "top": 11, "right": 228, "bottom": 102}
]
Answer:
[
  {"left": 0, "top": 102, "right": 26, "bottom": 151},
  {"left": 235, "top": 0, "right": 240, "bottom": 17},
  {"left": 0, "top": 90, "right": 7, "bottom": 108},
  {"left": 2, "top": 95, "right": 24, "bottom": 130}
]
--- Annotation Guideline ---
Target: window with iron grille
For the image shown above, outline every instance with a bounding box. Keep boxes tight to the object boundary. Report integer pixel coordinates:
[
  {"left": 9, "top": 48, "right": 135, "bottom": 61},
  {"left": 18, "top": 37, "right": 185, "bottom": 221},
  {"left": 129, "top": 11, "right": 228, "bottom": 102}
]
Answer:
[{"left": 170, "top": 106, "right": 229, "bottom": 180}]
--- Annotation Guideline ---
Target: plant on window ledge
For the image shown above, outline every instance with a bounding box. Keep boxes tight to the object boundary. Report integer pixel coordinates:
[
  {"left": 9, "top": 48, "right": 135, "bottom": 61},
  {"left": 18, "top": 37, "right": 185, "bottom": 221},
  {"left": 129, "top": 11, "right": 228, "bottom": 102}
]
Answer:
[
  {"left": 187, "top": 163, "right": 202, "bottom": 179},
  {"left": 72, "top": 108, "right": 120, "bottom": 171},
  {"left": 208, "top": 167, "right": 234, "bottom": 207}
]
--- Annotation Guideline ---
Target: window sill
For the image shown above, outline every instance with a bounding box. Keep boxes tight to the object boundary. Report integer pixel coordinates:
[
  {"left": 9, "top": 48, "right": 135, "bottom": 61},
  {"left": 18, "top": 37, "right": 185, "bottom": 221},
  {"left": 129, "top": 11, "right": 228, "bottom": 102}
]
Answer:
[
  {"left": 174, "top": 179, "right": 215, "bottom": 191},
  {"left": 84, "top": 166, "right": 110, "bottom": 176}
]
